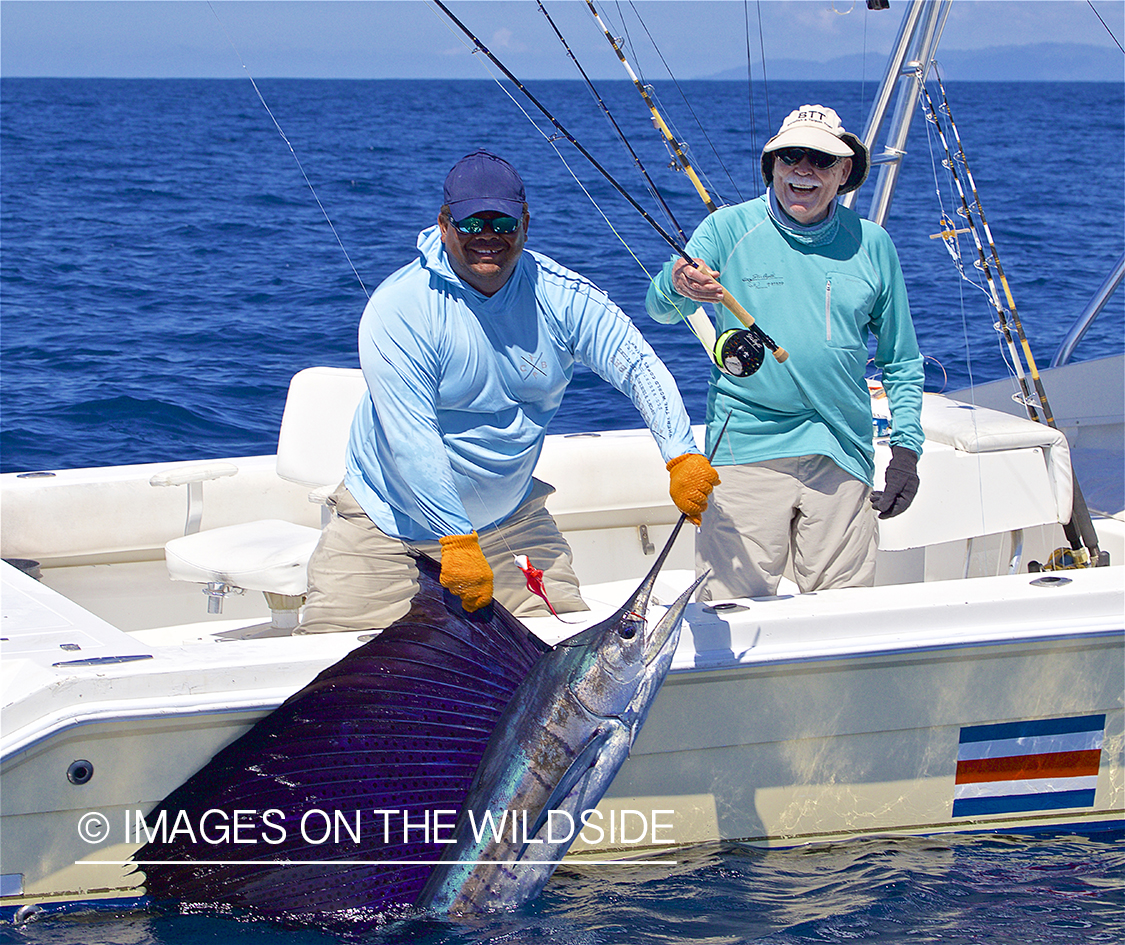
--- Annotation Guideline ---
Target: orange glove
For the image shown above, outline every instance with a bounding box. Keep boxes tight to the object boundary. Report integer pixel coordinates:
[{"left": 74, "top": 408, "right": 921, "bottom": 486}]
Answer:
[
  {"left": 438, "top": 531, "right": 493, "bottom": 612},
  {"left": 667, "top": 453, "right": 720, "bottom": 526}
]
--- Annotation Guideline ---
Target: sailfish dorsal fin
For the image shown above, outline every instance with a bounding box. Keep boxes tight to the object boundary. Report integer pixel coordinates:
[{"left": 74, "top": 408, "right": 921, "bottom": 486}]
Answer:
[{"left": 136, "top": 553, "right": 548, "bottom": 919}]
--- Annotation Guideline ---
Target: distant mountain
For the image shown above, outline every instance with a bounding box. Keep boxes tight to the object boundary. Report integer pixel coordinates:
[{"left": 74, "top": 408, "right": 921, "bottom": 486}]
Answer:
[{"left": 703, "top": 43, "right": 1123, "bottom": 82}]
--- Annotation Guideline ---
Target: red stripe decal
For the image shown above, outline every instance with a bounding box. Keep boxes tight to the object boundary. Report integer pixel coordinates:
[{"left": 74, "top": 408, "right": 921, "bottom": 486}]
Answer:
[{"left": 955, "top": 750, "right": 1101, "bottom": 784}]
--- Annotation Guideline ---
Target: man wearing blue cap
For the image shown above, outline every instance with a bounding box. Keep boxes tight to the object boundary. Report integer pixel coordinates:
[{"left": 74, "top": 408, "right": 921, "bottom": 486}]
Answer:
[{"left": 300, "top": 149, "right": 718, "bottom": 633}]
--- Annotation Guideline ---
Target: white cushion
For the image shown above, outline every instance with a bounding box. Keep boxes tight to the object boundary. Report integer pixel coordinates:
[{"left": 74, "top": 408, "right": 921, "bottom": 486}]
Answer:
[
  {"left": 165, "top": 520, "right": 321, "bottom": 596},
  {"left": 275, "top": 367, "right": 368, "bottom": 486},
  {"left": 921, "top": 394, "right": 1073, "bottom": 521}
]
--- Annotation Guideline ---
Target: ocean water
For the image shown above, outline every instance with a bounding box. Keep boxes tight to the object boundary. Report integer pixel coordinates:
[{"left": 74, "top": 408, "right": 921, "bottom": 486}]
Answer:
[
  {"left": 1, "top": 74, "right": 1123, "bottom": 943},
  {"left": 1, "top": 78, "right": 1122, "bottom": 474},
  {"left": 3, "top": 833, "right": 1123, "bottom": 944}
]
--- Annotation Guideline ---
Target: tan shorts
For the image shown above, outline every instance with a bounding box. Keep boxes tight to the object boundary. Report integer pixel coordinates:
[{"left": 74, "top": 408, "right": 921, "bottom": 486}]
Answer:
[
  {"left": 696, "top": 455, "right": 877, "bottom": 600},
  {"left": 298, "top": 479, "right": 588, "bottom": 633}
]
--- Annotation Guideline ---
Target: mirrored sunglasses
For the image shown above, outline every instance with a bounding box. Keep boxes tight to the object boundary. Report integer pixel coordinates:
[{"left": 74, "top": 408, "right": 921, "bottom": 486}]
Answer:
[
  {"left": 451, "top": 215, "right": 522, "bottom": 235},
  {"left": 775, "top": 147, "right": 842, "bottom": 170}
]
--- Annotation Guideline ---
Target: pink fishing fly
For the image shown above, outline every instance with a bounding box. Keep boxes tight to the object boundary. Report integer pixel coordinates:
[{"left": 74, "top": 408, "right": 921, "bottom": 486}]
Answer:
[{"left": 513, "top": 554, "right": 560, "bottom": 618}]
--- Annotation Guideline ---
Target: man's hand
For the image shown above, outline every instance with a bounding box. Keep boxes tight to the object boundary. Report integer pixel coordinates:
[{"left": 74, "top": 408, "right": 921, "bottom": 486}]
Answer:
[
  {"left": 672, "top": 257, "right": 724, "bottom": 303},
  {"left": 438, "top": 531, "right": 493, "bottom": 611},
  {"left": 667, "top": 453, "right": 721, "bottom": 526},
  {"left": 870, "top": 446, "right": 919, "bottom": 519}
]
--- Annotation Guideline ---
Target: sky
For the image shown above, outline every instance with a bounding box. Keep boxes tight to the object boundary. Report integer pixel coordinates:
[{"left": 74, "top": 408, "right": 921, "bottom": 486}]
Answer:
[{"left": 1, "top": 0, "right": 1122, "bottom": 80}]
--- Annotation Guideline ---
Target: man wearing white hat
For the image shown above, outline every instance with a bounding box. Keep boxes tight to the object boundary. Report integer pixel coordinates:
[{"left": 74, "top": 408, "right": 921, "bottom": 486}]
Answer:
[{"left": 646, "top": 105, "right": 925, "bottom": 600}]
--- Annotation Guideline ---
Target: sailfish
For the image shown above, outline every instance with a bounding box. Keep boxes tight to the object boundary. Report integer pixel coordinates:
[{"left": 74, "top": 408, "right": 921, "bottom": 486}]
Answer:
[{"left": 135, "top": 517, "right": 702, "bottom": 922}]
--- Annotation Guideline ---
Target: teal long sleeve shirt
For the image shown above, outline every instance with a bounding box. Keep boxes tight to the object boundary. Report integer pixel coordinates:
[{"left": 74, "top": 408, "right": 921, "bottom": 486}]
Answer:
[{"left": 646, "top": 193, "right": 924, "bottom": 486}]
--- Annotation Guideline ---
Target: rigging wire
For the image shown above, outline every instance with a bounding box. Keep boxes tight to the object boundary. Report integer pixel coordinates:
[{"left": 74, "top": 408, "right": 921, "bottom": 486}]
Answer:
[
  {"left": 743, "top": 1, "right": 757, "bottom": 160},
  {"left": 755, "top": 0, "right": 772, "bottom": 132},
  {"left": 1087, "top": 0, "right": 1125, "bottom": 52},
  {"left": 204, "top": 1, "right": 368, "bottom": 298}
]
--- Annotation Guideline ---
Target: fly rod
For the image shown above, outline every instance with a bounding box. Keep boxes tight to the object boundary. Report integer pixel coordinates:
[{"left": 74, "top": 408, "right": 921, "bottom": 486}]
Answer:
[
  {"left": 431, "top": 0, "right": 787, "bottom": 363},
  {"left": 582, "top": 0, "right": 793, "bottom": 370}
]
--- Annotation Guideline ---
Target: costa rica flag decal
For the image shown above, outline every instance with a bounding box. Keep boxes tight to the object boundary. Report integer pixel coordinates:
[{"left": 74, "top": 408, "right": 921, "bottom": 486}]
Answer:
[{"left": 952, "top": 714, "right": 1105, "bottom": 817}]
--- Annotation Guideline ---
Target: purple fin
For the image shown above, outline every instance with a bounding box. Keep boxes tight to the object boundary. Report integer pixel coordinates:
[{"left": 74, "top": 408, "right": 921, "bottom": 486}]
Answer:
[{"left": 136, "top": 554, "right": 548, "bottom": 919}]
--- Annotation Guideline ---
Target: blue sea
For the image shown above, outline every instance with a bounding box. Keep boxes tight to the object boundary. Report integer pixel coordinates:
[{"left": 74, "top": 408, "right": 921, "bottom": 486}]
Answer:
[{"left": 1, "top": 74, "right": 1123, "bottom": 943}]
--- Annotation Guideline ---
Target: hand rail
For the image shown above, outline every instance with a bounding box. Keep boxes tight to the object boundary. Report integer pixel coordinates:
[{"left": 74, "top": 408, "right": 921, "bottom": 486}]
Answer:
[{"left": 1050, "top": 251, "right": 1125, "bottom": 367}]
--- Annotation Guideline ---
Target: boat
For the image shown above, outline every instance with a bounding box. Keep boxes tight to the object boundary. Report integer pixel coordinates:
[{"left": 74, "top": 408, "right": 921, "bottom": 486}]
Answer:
[{"left": 2, "top": 0, "right": 1122, "bottom": 922}]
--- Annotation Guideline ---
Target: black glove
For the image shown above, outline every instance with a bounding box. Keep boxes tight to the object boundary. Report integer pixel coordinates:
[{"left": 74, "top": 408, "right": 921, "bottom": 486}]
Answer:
[
  {"left": 713, "top": 328, "right": 765, "bottom": 377},
  {"left": 870, "top": 445, "right": 919, "bottom": 519}
]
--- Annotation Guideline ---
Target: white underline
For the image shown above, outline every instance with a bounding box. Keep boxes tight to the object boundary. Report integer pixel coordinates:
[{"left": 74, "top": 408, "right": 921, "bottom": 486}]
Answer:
[{"left": 81, "top": 859, "right": 678, "bottom": 866}]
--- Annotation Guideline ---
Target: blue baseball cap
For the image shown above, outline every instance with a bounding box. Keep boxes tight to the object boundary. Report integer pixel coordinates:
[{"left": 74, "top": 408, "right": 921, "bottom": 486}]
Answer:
[{"left": 443, "top": 149, "right": 526, "bottom": 219}]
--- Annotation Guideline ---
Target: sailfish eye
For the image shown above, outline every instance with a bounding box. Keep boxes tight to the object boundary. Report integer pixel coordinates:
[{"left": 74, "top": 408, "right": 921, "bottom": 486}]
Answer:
[{"left": 618, "top": 613, "right": 643, "bottom": 640}]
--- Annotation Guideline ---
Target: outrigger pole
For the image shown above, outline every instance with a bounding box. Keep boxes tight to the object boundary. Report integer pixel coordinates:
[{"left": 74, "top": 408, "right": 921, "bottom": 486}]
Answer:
[
  {"left": 921, "top": 79, "right": 1103, "bottom": 567},
  {"left": 431, "top": 0, "right": 787, "bottom": 364}
]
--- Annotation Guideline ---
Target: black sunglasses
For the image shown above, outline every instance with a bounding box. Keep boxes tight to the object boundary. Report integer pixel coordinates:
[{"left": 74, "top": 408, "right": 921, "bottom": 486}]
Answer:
[
  {"left": 451, "top": 215, "right": 522, "bottom": 235},
  {"left": 775, "top": 147, "right": 843, "bottom": 170}
]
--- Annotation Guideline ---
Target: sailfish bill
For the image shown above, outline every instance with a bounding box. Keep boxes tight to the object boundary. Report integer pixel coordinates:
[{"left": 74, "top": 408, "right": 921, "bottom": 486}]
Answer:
[{"left": 135, "top": 518, "right": 700, "bottom": 922}]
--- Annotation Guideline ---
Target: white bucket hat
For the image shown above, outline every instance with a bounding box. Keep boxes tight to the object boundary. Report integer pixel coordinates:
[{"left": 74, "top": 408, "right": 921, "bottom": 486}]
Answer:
[{"left": 761, "top": 105, "right": 870, "bottom": 195}]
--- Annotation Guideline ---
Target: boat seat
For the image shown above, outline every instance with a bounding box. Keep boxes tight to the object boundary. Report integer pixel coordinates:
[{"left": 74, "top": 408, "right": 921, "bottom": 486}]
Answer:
[
  {"left": 155, "top": 367, "right": 368, "bottom": 629},
  {"left": 873, "top": 392, "right": 1076, "bottom": 582}
]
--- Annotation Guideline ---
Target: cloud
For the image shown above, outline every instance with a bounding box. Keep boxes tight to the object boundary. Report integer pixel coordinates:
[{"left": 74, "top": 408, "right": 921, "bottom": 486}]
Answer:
[{"left": 488, "top": 27, "right": 526, "bottom": 52}]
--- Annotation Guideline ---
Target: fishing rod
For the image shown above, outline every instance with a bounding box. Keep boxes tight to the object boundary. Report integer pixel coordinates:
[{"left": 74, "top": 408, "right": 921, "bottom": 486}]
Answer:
[
  {"left": 563, "top": 2, "right": 892, "bottom": 464},
  {"left": 533, "top": 0, "right": 685, "bottom": 244},
  {"left": 597, "top": 8, "right": 1101, "bottom": 565},
  {"left": 934, "top": 76, "right": 1056, "bottom": 426},
  {"left": 919, "top": 83, "right": 1042, "bottom": 425},
  {"left": 430, "top": 0, "right": 787, "bottom": 365},
  {"left": 581, "top": 0, "right": 793, "bottom": 373},
  {"left": 583, "top": 0, "right": 718, "bottom": 213},
  {"left": 921, "top": 78, "right": 1103, "bottom": 567},
  {"left": 535, "top": 0, "right": 723, "bottom": 357}
]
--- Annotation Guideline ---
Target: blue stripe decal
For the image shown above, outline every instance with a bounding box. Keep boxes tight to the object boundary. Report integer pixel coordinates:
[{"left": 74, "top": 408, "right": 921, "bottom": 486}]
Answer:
[
  {"left": 952, "top": 789, "right": 1097, "bottom": 818},
  {"left": 958, "top": 715, "right": 1105, "bottom": 745}
]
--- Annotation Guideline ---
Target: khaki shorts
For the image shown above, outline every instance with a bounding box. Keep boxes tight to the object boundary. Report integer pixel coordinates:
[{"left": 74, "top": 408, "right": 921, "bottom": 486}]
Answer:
[
  {"left": 299, "top": 479, "right": 588, "bottom": 633},
  {"left": 696, "top": 455, "right": 877, "bottom": 600}
]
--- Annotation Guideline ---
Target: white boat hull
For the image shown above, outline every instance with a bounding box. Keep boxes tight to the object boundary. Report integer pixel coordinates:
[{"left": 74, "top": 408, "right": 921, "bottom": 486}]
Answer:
[{"left": 2, "top": 358, "right": 1122, "bottom": 917}]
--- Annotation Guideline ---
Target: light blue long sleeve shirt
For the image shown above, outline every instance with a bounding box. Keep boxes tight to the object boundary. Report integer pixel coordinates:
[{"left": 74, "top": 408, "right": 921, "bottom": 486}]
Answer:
[
  {"left": 646, "top": 193, "right": 924, "bottom": 486},
  {"left": 345, "top": 226, "right": 699, "bottom": 542}
]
